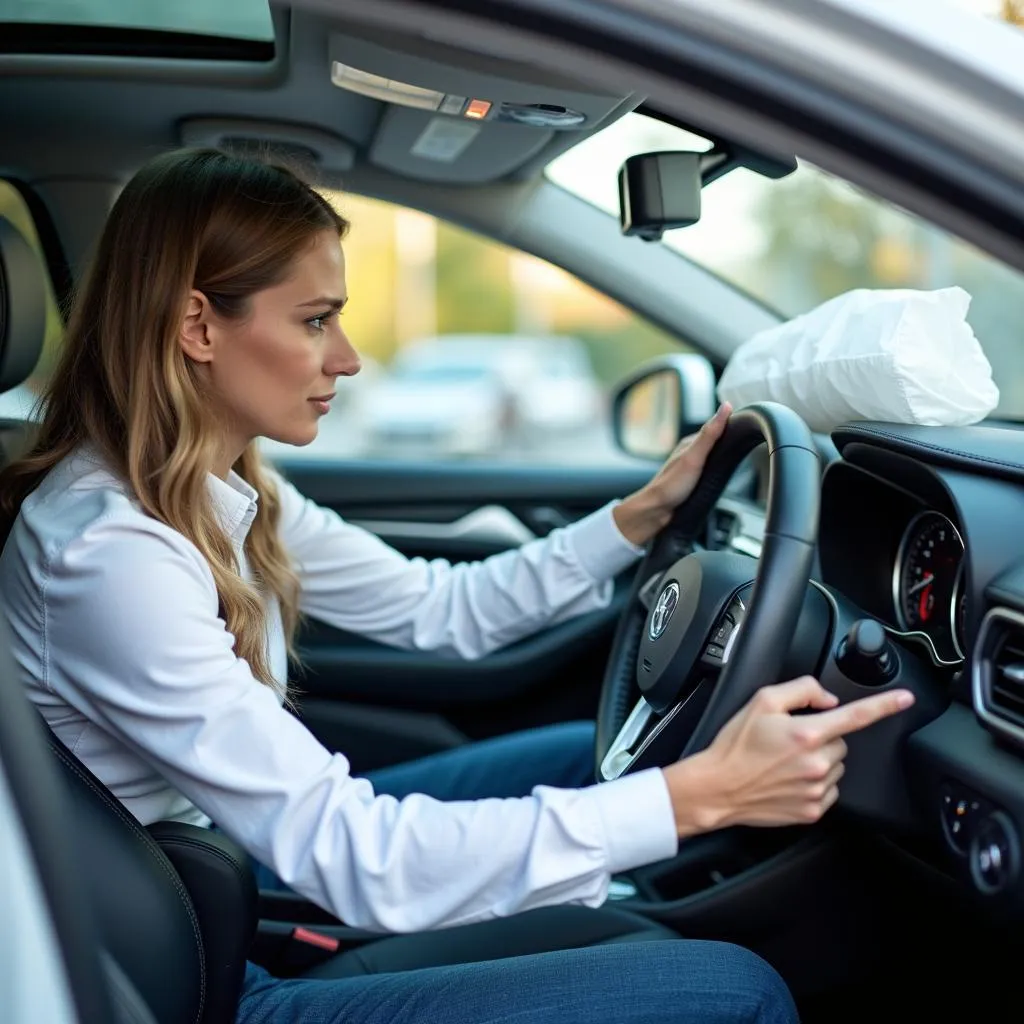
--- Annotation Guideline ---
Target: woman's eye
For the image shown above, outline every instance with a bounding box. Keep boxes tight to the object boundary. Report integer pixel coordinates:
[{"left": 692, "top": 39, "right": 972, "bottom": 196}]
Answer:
[{"left": 306, "top": 314, "right": 330, "bottom": 332}]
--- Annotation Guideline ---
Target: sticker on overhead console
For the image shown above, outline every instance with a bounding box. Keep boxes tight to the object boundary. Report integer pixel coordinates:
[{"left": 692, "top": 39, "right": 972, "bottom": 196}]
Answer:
[{"left": 410, "top": 118, "right": 480, "bottom": 162}]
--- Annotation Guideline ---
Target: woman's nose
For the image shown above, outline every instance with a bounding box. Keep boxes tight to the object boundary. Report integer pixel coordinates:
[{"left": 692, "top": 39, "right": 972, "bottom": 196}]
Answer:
[{"left": 327, "top": 328, "right": 362, "bottom": 378}]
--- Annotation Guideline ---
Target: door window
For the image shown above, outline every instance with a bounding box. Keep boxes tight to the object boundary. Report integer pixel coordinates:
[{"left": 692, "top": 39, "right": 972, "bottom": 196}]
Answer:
[{"left": 260, "top": 194, "right": 689, "bottom": 466}]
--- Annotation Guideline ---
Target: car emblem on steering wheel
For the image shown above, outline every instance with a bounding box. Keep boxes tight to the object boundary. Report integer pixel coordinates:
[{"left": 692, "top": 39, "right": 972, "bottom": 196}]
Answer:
[{"left": 649, "top": 581, "right": 680, "bottom": 640}]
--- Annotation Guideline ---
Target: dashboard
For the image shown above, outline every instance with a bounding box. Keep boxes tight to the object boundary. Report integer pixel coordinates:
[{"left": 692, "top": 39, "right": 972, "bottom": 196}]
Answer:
[
  {"left": 812, "top": 420, "right": 1024, "bottom": 913},
  {"left": 818, "top": 462, "right": 970, "bottom": 670}
]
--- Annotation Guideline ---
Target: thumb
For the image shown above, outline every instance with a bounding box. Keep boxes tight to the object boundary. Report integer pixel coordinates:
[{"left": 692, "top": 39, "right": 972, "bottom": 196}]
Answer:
[
  {"left": 675, "top": 399, "right": 733, "bottom": 464},
  {"left": 702, "top": 401, "right": 732, "bottom": 439}
]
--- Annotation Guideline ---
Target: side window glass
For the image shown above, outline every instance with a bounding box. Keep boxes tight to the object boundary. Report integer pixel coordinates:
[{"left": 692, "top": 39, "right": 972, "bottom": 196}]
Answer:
[
  {"left": 0, "top": 181, "right": 63, "bottom": 419},
  {"left": 260, "top": 195, "right": 689, "bottom": 467}
]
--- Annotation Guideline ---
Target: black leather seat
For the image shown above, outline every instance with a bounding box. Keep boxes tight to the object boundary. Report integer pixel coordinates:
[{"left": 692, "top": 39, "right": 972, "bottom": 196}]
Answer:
[
  {"left": 0, "top": 216, "right": 47, "bottom": 457},
  {"left": 0, "top": 199, "right": 680, "bottom": 1024},
  {"left": 47, "top": 724, "right": 679, "bottom": 1020},
  {"left": 46, "top": 726, "right": 679, "bottom": 1024}
]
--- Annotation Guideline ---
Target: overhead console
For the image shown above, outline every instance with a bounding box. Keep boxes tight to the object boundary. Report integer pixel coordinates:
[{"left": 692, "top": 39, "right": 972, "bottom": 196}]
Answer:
[{"left": 328, "top": 28, "right": 637, "bottom": 182}]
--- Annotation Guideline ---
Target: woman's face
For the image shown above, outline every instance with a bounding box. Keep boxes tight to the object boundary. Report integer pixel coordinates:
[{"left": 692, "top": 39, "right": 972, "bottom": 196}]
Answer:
[{"left": 180, "top": 229, "right": 360, "bottom": 470}]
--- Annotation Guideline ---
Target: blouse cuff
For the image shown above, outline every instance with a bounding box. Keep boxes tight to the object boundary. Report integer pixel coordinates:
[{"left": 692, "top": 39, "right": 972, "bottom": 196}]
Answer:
[{"left": 564, "top": 501, "right": 644, "bottom": 583}]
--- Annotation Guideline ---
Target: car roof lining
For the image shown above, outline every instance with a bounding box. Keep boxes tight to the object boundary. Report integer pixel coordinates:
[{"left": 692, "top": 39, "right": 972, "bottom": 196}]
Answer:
[
  {"left": 0, "top": 2, "right": 787, "bottom": 191},
  {"left": 0, "top": 1, "right": 793, "bottom": 366},
  {"left": 0, "top": 3, "right": 638, "bottom": 186}
]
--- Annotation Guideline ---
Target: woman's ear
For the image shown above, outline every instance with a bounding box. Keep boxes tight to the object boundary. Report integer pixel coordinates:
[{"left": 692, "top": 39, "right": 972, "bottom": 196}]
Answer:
[{"left": 179, "top": 290, "right": 216, "bottom": 364}]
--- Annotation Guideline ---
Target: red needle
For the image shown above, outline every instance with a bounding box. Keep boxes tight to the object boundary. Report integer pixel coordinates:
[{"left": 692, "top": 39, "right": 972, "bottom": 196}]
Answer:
[{"left": 919, "top": 585, "right": 933, "bottom": 622}]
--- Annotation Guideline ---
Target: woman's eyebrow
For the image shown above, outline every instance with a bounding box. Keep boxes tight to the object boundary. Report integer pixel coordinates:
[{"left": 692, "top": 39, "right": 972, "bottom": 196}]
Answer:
[{"left": 297, "top": 296, "right": 347, "bottom": 310}]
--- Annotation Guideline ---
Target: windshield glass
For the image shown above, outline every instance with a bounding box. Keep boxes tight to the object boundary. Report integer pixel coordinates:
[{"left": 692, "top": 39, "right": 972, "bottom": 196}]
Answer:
[
  {"left": 546, "top": 110, "right": 1024, "bottom": 419},
  {"left": 0, "top": 0, "right": 272, "bottom": 37}
]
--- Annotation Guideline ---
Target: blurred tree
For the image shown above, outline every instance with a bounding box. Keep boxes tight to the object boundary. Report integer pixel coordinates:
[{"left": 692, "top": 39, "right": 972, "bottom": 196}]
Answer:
[
  {"left": 434, "top": 221, "right": 515, "bottom": 336},
  {"left": 1001, "top": 1, "right": 1024, "bottom": 26},
  {"left": 324, "top": 193, "right": 399, "bottom": 364},
  {"left": 748, "top": 171, "right": 913, "bottom": 314}
]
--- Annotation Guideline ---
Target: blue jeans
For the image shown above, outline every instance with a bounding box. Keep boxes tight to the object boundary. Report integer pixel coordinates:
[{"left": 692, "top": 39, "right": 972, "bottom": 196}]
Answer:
[
  {"left": 239, "top": 721, "right": 799, "bottom": 1024},
  {"left": 239, "top": 940, "right": 797, "bottom": 1023}
]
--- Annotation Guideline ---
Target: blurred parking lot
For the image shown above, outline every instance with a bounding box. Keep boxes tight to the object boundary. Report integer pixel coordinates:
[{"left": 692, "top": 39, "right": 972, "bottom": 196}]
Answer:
[{"left": 262, "top": 332, "right": 640, "bottom": 466}]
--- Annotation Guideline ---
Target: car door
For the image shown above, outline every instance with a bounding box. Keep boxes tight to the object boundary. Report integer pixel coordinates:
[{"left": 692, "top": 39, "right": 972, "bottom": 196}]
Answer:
[
  {"left": 275, "top": 458, "right": 657, "bottom": 774},
  {"left": 261, "top": 194, "right": 712, "bottom": 774}
]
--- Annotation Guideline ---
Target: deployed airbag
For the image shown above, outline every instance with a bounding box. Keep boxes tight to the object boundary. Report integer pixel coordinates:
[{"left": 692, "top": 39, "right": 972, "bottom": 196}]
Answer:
[{"left": 717, "top": 286, "right": 999, "bottom": 432}]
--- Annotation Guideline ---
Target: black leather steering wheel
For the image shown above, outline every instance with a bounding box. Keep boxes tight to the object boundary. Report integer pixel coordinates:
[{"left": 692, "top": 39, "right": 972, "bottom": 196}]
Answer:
[{"left": 595, "top": 402, "right": 822, "bottom": 781}]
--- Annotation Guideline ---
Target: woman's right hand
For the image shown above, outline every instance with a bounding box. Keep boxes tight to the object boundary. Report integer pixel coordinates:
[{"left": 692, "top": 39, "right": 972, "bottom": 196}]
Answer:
[{"left": 662, "top": 676, "right": 915, "bottom": 838}]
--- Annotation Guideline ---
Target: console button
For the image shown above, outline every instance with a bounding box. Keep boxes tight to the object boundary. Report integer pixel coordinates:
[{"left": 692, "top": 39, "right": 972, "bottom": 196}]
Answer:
[
  {"left": 710, "top": 617, "right": 734, "bottom": 647},
  {"left": 941, "top": 783, "right": 982, "bottom": 854},
  {"left": 970, "top": 811, "right": 1019, "bottom": 895}
]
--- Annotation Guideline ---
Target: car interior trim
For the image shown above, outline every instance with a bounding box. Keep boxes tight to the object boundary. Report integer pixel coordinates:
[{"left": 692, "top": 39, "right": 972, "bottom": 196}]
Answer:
[
  {"left": 348, "top": 504, "right": 537, "bottom": 547},
  {"left": 972, "top": 604, "right": 1024, "bottom": 750}
]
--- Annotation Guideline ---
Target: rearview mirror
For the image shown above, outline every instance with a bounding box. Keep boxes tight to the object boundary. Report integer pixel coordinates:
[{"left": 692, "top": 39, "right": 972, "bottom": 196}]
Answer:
[
  {"left": 612, "top": 354, "right": 717, "bottom": 460},
  {"left": 618, "top": 144, "right": 797, "bottom": 241},
  {"left": 618, "top": 152, "right": 702, "bottom": 241}
]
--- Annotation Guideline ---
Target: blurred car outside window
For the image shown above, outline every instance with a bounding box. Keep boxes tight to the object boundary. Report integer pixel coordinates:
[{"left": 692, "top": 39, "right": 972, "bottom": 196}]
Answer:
[{"left": 260, "top": 196, "right": 687, "bottom": 466}]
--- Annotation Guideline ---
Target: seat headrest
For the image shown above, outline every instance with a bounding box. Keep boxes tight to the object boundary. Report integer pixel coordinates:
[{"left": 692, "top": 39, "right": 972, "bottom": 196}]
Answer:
[{"left": 0, "top": 217, "right": 49, "bottom": 394}]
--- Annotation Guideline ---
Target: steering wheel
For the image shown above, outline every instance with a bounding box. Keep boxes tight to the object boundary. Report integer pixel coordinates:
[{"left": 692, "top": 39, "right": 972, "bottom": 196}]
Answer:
[{"left": 595, "top": 402, "right": 822, "bottom": 781}]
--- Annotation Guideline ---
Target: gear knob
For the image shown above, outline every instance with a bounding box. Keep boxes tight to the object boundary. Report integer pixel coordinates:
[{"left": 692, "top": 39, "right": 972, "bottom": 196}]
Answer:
[{"left": 835, "top": 618, "right": 899, "bottom": 686}]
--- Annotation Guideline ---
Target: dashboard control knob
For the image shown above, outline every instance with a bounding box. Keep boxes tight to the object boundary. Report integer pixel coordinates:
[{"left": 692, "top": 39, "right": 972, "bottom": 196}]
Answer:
[
  {"left": 835, "top": 618, "right": 899, "bottom": 686},
  {"left": 969, "top": 811, "right": 1019, "bottom": 894}
]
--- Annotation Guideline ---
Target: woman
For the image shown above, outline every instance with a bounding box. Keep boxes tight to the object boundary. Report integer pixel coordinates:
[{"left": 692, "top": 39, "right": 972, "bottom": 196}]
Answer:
[{"left": 0, "top": 149, "right": 913, "bottom": 1024}]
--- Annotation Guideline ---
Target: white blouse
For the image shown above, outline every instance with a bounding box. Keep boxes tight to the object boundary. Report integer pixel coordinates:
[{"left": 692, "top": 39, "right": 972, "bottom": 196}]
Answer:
[{"left": 0, "top": 448, "right": 678, "bottom": 933}]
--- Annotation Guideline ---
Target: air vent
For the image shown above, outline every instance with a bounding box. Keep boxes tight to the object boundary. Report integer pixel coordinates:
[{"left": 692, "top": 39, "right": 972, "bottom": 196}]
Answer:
[{"left": 973, "top": 607, "right": 1024, "bottom": 747}]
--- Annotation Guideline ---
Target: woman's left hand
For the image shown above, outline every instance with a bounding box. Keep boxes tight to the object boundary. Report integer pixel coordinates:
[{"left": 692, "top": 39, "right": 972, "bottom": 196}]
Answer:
[{"left": 612, "top": 402, "right": 732, "bottom": 547}]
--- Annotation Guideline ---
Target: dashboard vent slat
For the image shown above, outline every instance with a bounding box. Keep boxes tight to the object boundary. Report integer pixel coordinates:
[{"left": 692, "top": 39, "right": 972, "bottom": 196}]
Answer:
[{"left": 973, "top": 608, "right": 1024, "bottom": 745}]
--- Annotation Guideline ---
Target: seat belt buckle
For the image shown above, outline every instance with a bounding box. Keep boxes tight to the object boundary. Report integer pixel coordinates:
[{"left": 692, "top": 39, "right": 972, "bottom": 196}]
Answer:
[
  {"left": 279, "top": 925, "right": 342, "bottom": 974},
  {"left": 291, "top": 926, "right": 340, "bottom": 952}
]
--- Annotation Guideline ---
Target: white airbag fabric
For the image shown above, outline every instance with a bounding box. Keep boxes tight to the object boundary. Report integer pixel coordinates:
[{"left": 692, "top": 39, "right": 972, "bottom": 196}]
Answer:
[{"left": 716, "top": 286, "right": 999, "bottom": 433}]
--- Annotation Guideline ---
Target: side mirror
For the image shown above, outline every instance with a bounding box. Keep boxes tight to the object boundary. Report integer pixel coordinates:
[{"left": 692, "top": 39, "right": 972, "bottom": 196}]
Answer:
[{"left": 612, "top": 354, "right": 717, "bottom": 460}]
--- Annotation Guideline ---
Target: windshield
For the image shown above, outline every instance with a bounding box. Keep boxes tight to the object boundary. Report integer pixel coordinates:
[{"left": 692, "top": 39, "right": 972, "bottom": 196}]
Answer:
[
  {"left": 0, "top": 0, "right": 272, "bottom": 38},
  {"left": 0, "top": 0, "right": 274, "bottom": 57},
  {"left": 546, "top": 111, "right": 1024, "bottom": 420}
]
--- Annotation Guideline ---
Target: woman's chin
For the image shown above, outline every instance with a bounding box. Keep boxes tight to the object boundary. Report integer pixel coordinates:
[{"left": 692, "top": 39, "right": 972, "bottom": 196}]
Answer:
[{"left": 266, "top": 424, "right": 319, "bottom": 448}]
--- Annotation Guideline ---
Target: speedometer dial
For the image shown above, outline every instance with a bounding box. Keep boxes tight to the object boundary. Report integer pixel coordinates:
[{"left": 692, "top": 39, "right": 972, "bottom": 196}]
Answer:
[{"left": 893, "top": 510, "right": 965, "bottom": 660}]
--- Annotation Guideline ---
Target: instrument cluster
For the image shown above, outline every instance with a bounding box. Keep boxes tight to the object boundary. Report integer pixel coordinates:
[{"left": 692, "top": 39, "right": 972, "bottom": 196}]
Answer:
[
  {"left": 891, "top": 509, "right": 967, "bottom": 664},
  {"left": 818, "top": 463, "right": 969, "bottom": 669}
]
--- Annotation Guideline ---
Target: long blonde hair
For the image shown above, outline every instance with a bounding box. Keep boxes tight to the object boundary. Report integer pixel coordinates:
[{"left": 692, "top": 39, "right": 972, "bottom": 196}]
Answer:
[{"left": 0, "top": 148, "right": 349, "bottom": 693}]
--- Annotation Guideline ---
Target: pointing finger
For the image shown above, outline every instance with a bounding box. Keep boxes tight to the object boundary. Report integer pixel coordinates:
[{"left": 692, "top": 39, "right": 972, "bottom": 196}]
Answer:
[{"left": 810, "top": 689, "right": 915, "bottom": 744}]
